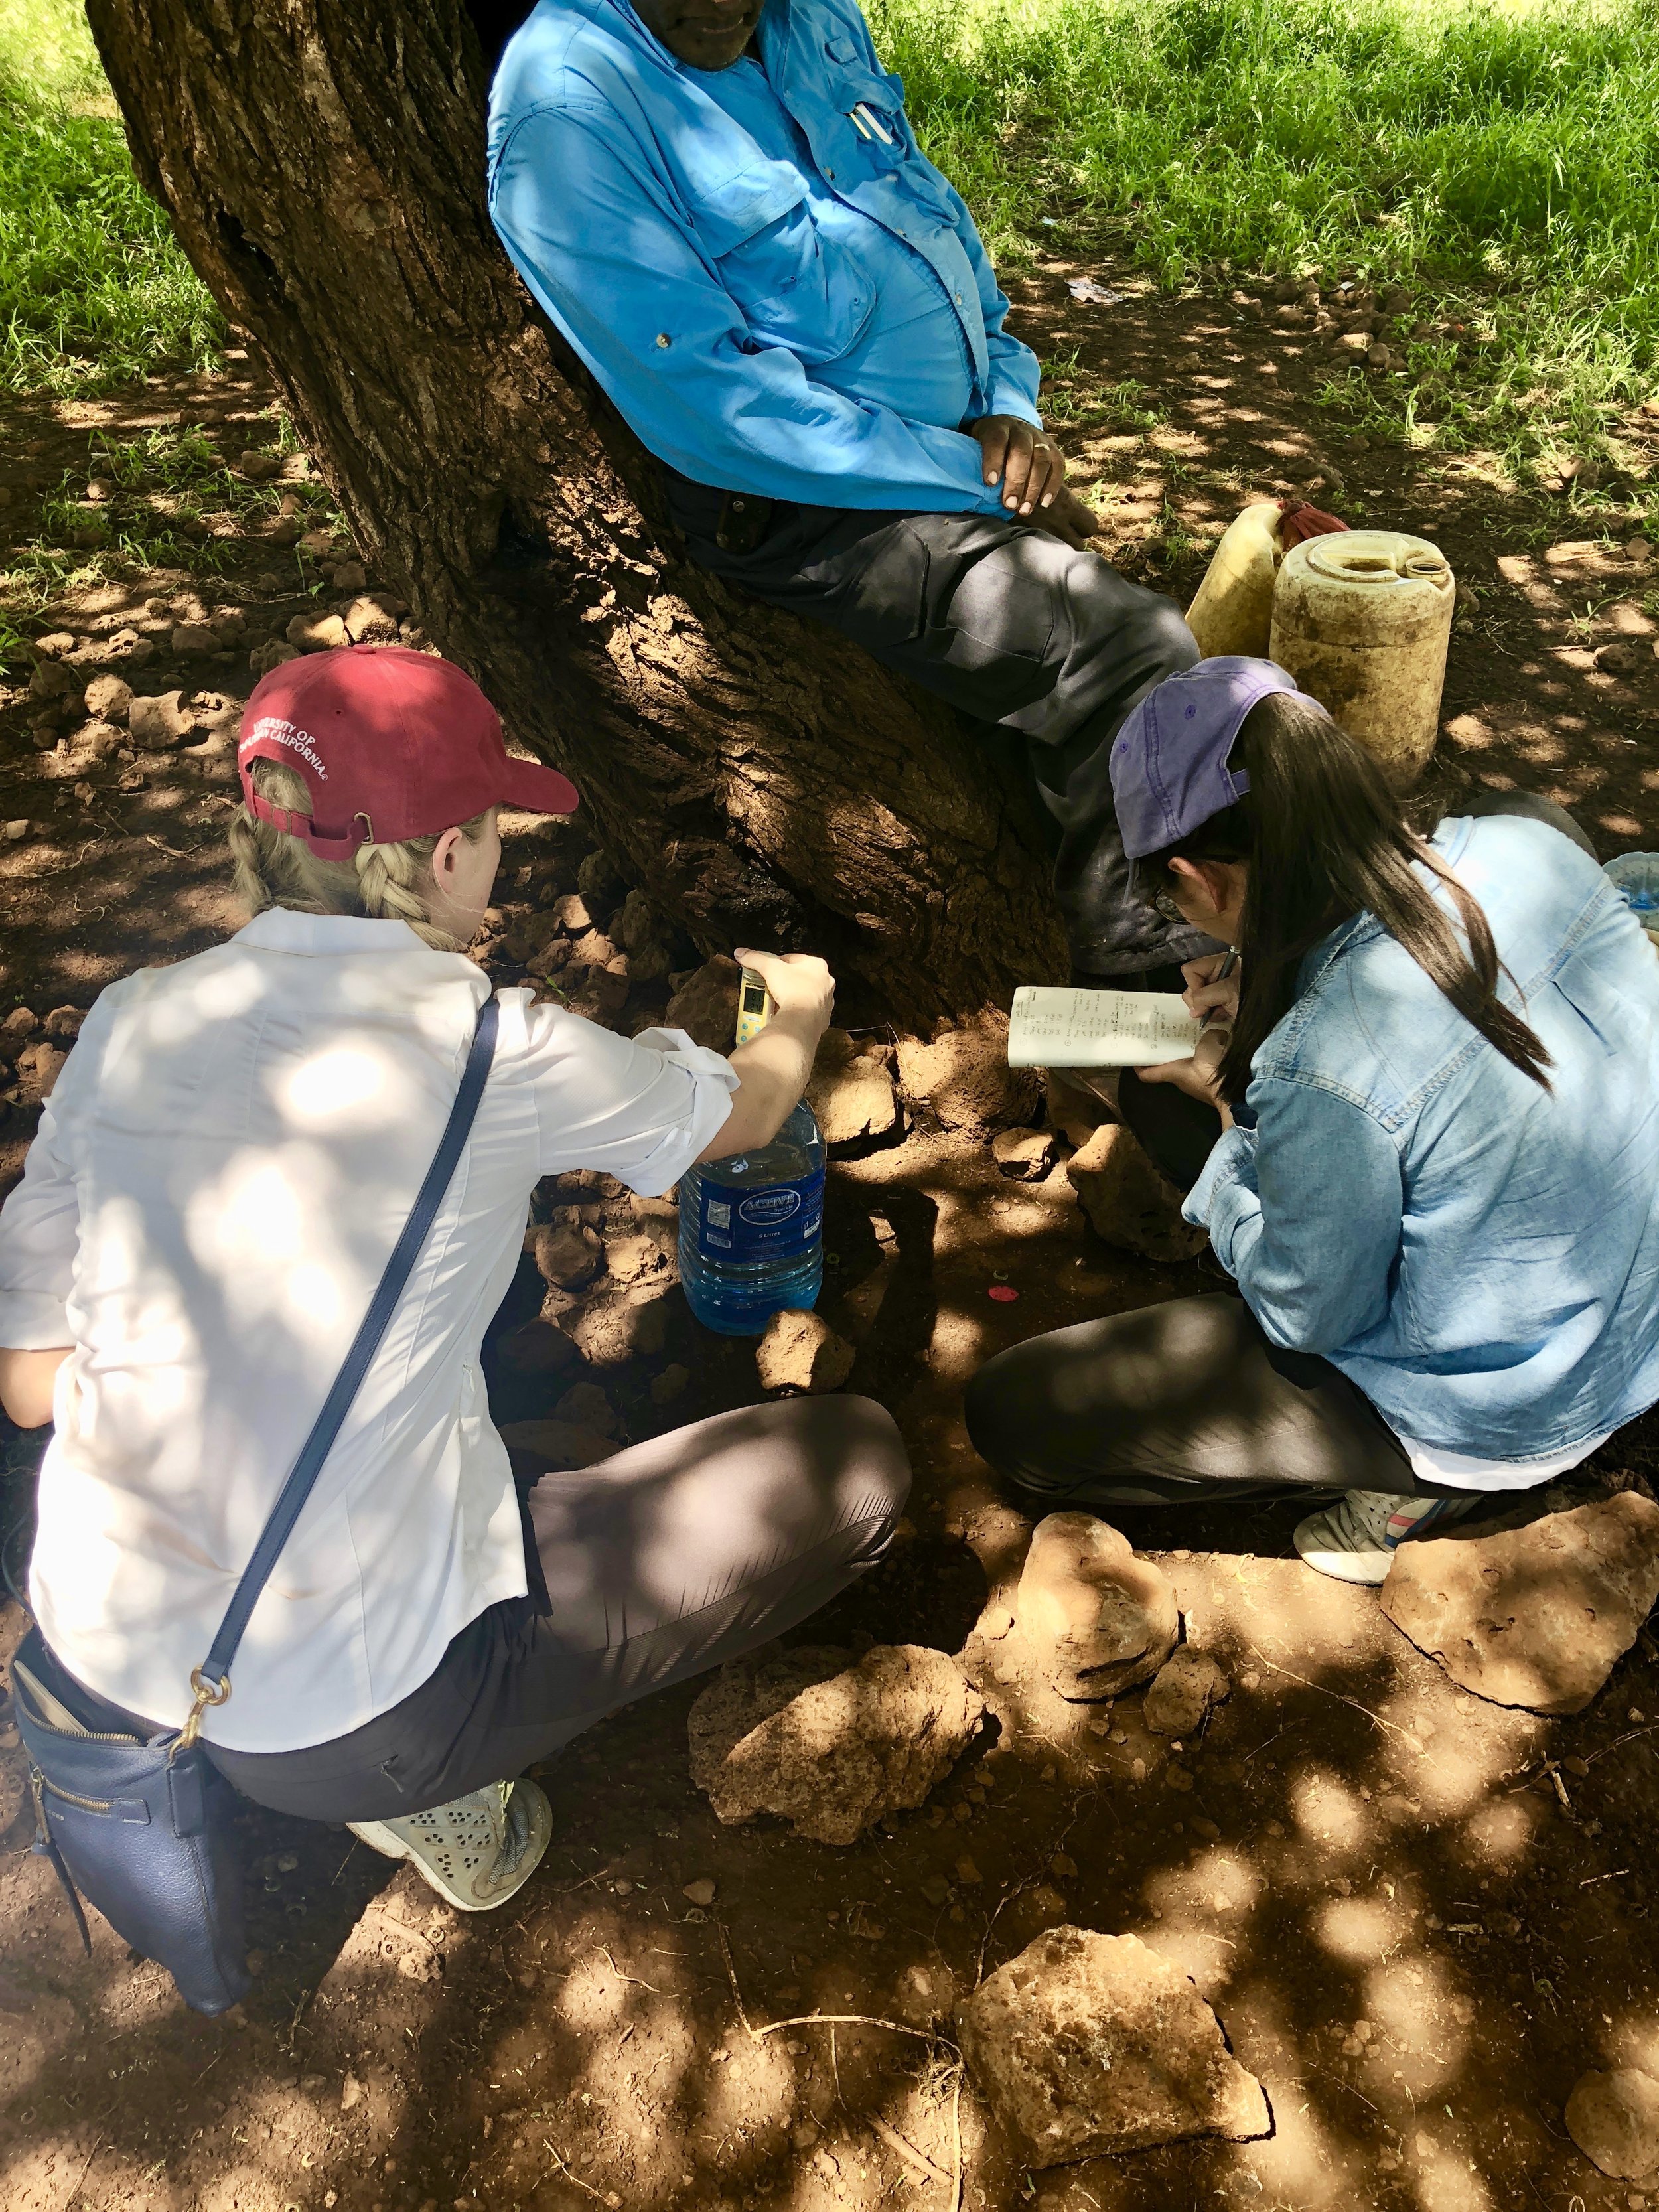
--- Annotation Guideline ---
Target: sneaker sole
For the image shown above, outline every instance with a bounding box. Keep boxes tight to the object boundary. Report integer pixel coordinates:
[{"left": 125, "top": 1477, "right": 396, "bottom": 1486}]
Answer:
[
  {"left": 348, "top": 1793, "right": 552, "bottom": 1913},
  {"left": 1295, "top": 1547, "right": 1390, "bottom": 1587}
]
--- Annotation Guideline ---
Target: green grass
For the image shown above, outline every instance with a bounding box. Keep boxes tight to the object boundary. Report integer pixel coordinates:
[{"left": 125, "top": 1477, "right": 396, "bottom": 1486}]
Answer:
[
  {"left": 1, "top": 0, "right": 1655, "bottom": 474},
  {"left": 0, "top": 411, "right": 347, "bottom": 672},
  {"left": 0, "top": 0, "right": 222, "bottom": 394},
  {"left": 875, "top": 0, "right": 1659, "bottom": 465}
]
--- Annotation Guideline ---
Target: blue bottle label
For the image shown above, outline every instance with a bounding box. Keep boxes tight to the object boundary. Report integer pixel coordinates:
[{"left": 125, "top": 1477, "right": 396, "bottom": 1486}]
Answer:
[{"left": 694, "top": 1167, "right": 826, "bottom": 1264}]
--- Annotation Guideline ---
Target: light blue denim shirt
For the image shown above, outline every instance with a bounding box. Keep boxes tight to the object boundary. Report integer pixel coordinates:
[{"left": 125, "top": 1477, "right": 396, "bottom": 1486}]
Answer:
[
  {"left": 1187, "top": 815, "right": 1659, "bottom": 1461},
  {"left": 486, "top": 0, "right": 1043, "bottom": 510}
]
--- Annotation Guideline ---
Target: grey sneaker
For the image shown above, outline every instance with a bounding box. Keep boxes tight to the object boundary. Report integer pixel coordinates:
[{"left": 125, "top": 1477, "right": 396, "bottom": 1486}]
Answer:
[
  {"left": 349, "top": 1778, "right": 552, "bottom": 1911},
  {"left": 1294, "top": 1489, "right": 1478, "bottom": 1585}
]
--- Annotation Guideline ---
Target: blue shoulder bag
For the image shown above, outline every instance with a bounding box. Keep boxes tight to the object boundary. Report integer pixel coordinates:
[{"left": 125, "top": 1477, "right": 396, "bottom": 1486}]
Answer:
[{"left": 13, "top": 995, "right": 500, "bottom": 2015}]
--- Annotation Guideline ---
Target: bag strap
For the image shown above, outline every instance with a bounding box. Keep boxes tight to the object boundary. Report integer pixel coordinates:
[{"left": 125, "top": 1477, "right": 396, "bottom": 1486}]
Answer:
[{"left": 180, "top": 994, "right": 500, "bottom": 1745}]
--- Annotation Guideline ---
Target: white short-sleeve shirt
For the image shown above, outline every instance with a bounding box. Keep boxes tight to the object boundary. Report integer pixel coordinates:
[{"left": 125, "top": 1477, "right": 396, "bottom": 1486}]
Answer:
[{"left": 0, "top": 907, "right": 736, "bottom": 1751}]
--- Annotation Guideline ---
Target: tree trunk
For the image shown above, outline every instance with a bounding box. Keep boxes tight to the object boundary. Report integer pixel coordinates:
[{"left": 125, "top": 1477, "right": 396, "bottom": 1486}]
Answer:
[{"left": 84, "top": 0, "right": 1064, "bottom": 1027}]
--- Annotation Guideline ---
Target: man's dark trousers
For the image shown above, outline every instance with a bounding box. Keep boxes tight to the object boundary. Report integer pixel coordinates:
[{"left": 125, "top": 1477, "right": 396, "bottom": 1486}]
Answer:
[{"left": 665, "top": 471, "right": 1214, "bottom": 976}]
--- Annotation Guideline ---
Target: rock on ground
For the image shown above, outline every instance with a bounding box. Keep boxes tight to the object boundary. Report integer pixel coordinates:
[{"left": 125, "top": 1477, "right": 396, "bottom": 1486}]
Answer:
[
  {"left": 495, "top": 1419, "right": 616, "bottom": 1470},
  {"left": 82, "top": 673, "right": 132, "bottom": 724},
  {"left": 992, "top": 1126, "right": 1056, "bottom": 1179},
  {"left": 956, "top": 1927, "right": 1271, "bottom": 2166},
  {"left": 665, "top": 956, "right": 742, "bottom": 1051},
  {"left": 128, "top": 690, "right": 196, "bottom": 748},
  {"left": 1382, "top": 1493, "right": 1659, "bottom": 1714},
  {"left": 806, "top": 1027, "right": 900, "bottom": 1145},
  {"left": 1144, "top": 1648, "right": 1231, "bottom": 1736},
  {"left": 688, "top": 1643, "right": 985, "bottom": 1845},
  {"left": 1066, "top": 1122, "right": 1206, "bottom": 1263},
  {"left": 563, "top": 1290, "right": 667, "bottom": 1367},
  {"left": 1565, "top": 2068, "right": 1659, "bottom": 2178},
  {"left": 895, "top": 1011, "right": 1041, "bottom": 1137},
  {"left": 756, "top": 1309, "right": 856, "bottom": 1394},
  {"left": 534, "top": 1221, "right": 605, "bottom": 1289},
  {"left": 1015, "top": 1513, "right": 1179, "bottom": 1702}
]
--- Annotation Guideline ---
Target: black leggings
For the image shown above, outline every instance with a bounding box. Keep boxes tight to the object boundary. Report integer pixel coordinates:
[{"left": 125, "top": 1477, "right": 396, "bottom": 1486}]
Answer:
[{"left": 965, "top": 1293, "right": 1425, "bottom": 1508}]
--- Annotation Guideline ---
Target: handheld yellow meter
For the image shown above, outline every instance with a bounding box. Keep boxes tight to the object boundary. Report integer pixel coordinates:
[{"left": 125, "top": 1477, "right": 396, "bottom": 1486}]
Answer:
[{"left": 735, "top": 966, "right": 775, "bottom": 1047}]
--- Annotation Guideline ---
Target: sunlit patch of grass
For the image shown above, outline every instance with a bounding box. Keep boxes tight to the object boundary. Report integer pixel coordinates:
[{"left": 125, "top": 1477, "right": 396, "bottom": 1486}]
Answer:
[
  {"left": 0, "top": 0, "right": 222, "bottom": 394},
  {"left": 1038, "top": 357, "right": 1168, "bottom": 435},
  {"left": 877, "top": 0, "right": 1659, "bottom": 467},
  {"left": 0, "top": 417, "right": 345, "bottom": 674}
]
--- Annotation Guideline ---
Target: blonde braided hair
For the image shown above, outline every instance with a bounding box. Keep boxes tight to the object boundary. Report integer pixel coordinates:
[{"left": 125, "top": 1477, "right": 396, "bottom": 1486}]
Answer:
[{"left": 228, "top": 757, "right": 490, "bottom": 954}]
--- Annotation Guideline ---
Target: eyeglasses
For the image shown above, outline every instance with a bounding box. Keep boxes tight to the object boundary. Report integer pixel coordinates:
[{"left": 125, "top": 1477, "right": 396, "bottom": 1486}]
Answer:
[{"left": 1152, "top": 885, "right": 1187, "bottom": 924}]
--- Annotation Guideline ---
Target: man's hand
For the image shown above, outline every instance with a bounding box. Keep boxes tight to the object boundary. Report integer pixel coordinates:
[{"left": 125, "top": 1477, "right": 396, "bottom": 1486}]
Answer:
[
  {"left": 1023, "top": 486, "right": 1102, "bottom": 552},
  {"left": 968, "top": 416, "right": 1071, "bottom": 518}
]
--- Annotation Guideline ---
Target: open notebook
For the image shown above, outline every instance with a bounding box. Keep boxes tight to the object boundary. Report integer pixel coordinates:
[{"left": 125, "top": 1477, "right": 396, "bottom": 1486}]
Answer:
[{"left": 1007, "top": 986, "right": 1198, "bottom": 1069}]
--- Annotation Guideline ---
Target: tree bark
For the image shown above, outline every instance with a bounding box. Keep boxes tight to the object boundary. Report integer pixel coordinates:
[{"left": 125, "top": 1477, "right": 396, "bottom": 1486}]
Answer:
[{"left": 84, "top": 0, "right": 1065, "bottom": 1027}]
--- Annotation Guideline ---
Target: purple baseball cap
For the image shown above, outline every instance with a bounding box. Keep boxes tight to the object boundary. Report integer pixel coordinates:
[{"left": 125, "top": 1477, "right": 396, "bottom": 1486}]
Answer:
[{"left": 1110, "top": 657, "right": 1322, "bottom": 859}]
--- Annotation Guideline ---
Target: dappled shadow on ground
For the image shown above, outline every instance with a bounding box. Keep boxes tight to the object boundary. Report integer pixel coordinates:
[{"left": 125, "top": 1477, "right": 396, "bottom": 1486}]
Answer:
[
  {"left": 4, "top": 267, "right": 1659, "bottom": 2212},
  {"left": 5, "top": 1120, "right": 1658, "bottom": 2212},
  {"left": 1004, "top": 261, "right": 1659, "bottom": 863}
]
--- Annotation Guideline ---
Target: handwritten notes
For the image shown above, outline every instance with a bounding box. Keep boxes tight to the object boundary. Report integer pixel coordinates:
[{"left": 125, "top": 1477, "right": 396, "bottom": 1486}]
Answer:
[{"left": 1007, "top": 987, "right": 1198, "bottom": 1069}]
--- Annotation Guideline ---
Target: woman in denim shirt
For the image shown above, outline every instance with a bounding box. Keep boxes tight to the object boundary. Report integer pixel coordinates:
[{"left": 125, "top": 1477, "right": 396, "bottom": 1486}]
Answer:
[{"left": 968, "top": 658, "right": 1659, "bottom": 1583}]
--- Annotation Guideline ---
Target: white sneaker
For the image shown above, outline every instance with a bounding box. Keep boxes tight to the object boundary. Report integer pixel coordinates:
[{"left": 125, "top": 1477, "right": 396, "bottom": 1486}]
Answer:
[
  {"left": 349, "top": 1778, "right": 553, "bottom": 1911},
  {"left": 1294, "top": 1489, "right": 1479, "bottom": 1585}
]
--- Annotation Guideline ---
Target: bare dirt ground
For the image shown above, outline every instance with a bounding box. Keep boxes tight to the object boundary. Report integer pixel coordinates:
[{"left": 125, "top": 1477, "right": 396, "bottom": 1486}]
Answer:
[{"left": 5, "top": 265, "right": 1659, "bottom": 2212}]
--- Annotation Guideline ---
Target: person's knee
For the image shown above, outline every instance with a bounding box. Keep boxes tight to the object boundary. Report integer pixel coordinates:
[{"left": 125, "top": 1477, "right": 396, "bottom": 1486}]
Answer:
[
  {"left": 763, "top": 1391, "right": 912, "bottom": 1524},
  {"left": 1137, "top": 589, "right": 1200, "bottom": 681},
  {"left": 1062, "top": 554, "right": 1199, "bottom": 681},
  {"left": 964, "top": 1343, "right": 1054, "bottom": 1489}
]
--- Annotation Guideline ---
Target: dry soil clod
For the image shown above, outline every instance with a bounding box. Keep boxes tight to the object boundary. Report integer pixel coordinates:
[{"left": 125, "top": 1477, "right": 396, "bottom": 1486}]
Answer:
[
  {"left": 687, "top": 1643, "right": 986, "bottom": 1845},
  {"left": 1565, "top": 2067, "right": 1659, "bottom": 2179},
  {"left": 807, "top": 1027, "right": 901, "bottom": 1145},
  {"left": 127, "top": 689, "right": 196, "bottom": 748},
  {"left": 1012, "top": 1512, "right": 1179, "bottom": 1702},
  {"left": 895, "top": 1010, "right": 1041, "bottom": 1136},
  {"left": 756, "top": 1309, "right": 857, "bottom": 1394},
  {"left": 956, "top": 1926, "right": 1271, "bottom": 2165},
  {"left": 1143, "top": 1648, "right": 1231, "bottom": 1737},
  {"left": 1065, "top": 1122, "right": 1208, "bottom": 1262},
  {"left": 664, "top": 955, "right": 742, "bottom": 1051},
  {"left": 1382, "top": 1493, "right": 1659, "bottom": 1714}
]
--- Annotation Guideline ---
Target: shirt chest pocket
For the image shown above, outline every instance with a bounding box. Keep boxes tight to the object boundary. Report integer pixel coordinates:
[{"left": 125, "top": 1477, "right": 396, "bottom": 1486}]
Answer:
[
  {"left": 822, "top": 53, "right": 951, "bottom": 218},
  {"left": 687, "top": 171, "right": 873, "bottom": 364}
]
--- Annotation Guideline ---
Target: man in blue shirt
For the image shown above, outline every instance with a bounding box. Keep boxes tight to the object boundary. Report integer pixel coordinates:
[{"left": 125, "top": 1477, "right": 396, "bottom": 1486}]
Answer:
[{"left": 487, "top": 0, "right": 1208, "bottom": 977}]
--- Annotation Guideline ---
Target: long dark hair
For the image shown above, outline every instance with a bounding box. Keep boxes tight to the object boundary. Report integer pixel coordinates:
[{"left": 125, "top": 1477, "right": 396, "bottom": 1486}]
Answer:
[{"left": 1149, "top": 692, "right": 1553, "bottom": 1103}]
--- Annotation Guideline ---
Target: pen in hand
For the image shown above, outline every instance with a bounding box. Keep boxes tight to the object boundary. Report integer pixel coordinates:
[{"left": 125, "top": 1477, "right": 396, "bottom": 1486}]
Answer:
[{"left": 1199, "top": 946, "right": 1238, "bottom": 1032}]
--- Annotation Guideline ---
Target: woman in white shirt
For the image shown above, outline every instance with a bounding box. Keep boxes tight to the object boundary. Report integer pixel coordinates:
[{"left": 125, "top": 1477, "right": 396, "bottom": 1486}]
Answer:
[{"left": 0, "top": 646, "right": 910, "bottom": 1912}]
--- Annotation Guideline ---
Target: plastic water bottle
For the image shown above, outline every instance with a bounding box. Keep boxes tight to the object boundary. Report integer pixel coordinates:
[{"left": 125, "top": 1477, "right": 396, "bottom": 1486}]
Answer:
[
  {"left": 679, "top": 1100, "right": 826, "bottom": 1336},
  {"left": 1605, "top": 853, "right": 1659, "bottom": 946}
]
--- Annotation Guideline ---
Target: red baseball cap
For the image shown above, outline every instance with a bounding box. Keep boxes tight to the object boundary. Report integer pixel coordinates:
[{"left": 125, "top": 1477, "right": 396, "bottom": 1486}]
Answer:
[{"left": 237, "top": 644, "right": 579, "bottom": 860}]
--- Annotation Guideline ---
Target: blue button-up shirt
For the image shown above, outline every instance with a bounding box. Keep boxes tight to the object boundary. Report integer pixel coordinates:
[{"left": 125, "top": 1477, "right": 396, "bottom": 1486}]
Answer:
[
  {"left": 486, "top": 0, "right": 1043, "bottom": 510},
  {"left": 1187, "top": 815, "right": 1659, "bottom": 1463}
]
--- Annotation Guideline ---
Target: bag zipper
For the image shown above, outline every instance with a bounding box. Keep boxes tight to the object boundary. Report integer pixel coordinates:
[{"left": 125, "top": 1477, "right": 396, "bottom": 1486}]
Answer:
[
  {"left": 32, "top": 1766, "right": 119, "bottom": 1814},
  {"left": 13, "top": 1660, "right": 138, "bottom": 1743},
  {"left": 27, "top": 1771, "right": 94, "bottom": 1956}
]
